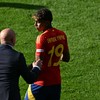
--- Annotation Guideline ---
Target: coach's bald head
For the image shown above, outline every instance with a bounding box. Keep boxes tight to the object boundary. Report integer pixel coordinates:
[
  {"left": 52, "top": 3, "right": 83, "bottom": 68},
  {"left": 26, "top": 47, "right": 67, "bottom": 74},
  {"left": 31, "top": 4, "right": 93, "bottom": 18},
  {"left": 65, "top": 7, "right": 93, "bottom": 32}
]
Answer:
[{"left": 0, "top": 28, "right": 16, "bottom": 46}]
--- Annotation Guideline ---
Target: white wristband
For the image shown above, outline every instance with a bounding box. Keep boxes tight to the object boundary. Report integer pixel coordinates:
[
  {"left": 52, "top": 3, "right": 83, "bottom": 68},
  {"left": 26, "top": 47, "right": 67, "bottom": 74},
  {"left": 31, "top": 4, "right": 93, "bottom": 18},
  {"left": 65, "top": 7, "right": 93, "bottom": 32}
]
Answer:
[{"left": 34, "top": 65, "right": 41, "bottom": 70}]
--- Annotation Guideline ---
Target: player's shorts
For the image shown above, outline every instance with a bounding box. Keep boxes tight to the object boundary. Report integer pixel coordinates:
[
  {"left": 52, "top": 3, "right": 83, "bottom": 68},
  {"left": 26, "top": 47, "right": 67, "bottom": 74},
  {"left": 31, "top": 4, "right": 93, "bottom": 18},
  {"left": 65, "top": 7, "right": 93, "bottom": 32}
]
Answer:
[{"left": 24, "top": 84, "right": 61, "bottom": 100}]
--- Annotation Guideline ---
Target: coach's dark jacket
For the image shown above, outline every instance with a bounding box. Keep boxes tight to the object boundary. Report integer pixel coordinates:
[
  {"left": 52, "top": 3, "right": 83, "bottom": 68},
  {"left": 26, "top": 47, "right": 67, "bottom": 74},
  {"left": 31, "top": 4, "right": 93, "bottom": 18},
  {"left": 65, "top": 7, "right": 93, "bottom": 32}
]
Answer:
[{"left": 0, "top": 44, "right": 40, "bottom": 100}]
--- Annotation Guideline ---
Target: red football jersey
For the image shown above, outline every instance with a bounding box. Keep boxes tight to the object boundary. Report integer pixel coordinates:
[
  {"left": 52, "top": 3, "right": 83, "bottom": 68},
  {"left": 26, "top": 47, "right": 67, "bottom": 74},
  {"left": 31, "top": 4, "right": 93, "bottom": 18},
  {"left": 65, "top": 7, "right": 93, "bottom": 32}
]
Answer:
[{"left": 34, "top": 28, "right": 69, "bottom": 86}]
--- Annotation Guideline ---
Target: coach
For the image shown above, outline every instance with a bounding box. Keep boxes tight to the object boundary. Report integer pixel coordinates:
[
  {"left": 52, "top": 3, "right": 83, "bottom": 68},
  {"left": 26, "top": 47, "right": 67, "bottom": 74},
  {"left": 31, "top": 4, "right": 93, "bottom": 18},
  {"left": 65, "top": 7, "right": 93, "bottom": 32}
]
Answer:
[{"left": 0, "top": 28, "right": 42, "bottom": 100}]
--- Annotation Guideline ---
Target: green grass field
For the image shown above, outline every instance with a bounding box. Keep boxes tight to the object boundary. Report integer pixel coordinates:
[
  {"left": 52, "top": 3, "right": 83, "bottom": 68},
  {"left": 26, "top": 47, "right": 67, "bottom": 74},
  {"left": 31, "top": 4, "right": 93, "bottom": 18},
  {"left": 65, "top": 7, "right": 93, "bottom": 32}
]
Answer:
[{"left": 0, "top": 0, "right": 100, "bottom": 100}]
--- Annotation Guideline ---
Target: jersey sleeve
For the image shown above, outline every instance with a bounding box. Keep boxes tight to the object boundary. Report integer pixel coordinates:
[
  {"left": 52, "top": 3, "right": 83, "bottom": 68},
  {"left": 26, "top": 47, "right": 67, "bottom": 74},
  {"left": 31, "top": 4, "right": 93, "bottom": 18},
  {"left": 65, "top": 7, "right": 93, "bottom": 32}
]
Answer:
[{"left": 35, "top": 34, "right": 45, "bottom": 57}]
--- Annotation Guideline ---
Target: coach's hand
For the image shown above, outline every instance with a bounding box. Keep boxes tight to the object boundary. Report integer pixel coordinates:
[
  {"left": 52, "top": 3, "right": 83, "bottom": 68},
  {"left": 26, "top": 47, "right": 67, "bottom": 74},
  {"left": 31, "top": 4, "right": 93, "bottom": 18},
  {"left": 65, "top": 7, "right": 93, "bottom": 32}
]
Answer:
[{"left": 32, "top": 59, "right": 42, "bottom": 70}]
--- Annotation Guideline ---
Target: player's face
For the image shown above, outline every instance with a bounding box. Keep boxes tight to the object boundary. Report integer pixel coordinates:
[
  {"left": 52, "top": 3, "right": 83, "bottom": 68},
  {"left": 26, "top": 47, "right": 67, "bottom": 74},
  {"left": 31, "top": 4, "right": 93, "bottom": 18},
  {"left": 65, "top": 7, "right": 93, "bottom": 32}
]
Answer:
[{"left": 34, "top": 18, "right": 46, "bottom": 32}]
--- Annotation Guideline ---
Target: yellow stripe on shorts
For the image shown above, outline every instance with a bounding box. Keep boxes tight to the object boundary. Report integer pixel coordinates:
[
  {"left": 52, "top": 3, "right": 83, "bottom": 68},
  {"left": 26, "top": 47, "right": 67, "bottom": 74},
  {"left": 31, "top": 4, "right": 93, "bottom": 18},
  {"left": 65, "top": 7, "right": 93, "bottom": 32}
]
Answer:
[{"left": 28, "top": 85, "right": 35, "bottom": 100}]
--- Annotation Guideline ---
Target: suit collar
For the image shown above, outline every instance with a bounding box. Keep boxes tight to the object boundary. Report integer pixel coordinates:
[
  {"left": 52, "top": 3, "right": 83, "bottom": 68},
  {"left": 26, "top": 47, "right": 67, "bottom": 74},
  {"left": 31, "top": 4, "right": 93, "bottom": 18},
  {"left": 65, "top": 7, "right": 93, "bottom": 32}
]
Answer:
[{"left": 0, "top": 44, "right": 13, "bottom": 49}]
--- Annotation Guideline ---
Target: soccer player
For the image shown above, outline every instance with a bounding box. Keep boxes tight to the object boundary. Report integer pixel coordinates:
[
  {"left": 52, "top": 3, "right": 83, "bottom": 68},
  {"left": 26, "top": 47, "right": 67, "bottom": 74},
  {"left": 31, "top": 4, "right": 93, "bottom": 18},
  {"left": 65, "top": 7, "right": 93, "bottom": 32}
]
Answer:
[{"left": 24, "top": 8, "right": 70, "bottom": 100}]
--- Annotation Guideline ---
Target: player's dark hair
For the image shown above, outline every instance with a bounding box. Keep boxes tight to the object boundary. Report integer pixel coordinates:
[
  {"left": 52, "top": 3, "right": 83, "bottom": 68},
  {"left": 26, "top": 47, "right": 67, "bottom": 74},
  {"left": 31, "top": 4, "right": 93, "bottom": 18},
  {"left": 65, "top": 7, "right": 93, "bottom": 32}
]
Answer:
[{"left": 33, "top": 8, "right": 53, "bottom": 22}]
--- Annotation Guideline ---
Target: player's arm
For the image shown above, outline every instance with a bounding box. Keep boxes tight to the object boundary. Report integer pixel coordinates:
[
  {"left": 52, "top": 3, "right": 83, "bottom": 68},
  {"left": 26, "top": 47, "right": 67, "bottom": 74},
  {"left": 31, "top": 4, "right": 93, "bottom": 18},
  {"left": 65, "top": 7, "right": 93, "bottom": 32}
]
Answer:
[
  {"left": 61, "top": 49, "right": 70, "bottom": 62},
  {"left": 35, "top": 34, "right": 45, "bottom": 61},
  {"left": 61, "top": 33, "right": 70, "bottom": 62},
  {"left": 35, "top": 55, "right": 44, "bottom": 61}
]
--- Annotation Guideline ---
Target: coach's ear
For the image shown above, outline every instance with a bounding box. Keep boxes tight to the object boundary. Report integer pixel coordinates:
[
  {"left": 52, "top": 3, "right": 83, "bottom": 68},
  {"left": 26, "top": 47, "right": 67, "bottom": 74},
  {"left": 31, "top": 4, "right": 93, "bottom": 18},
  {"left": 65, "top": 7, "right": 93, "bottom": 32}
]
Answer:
[{"left": 12, "top": 37, "right": 16, "bottom": 46}]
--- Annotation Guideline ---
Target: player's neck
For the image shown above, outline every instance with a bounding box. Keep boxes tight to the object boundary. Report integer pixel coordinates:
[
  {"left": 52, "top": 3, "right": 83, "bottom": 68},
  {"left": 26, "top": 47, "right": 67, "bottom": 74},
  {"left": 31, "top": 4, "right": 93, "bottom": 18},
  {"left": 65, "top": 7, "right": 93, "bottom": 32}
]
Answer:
[{"left": 43, "top": 24, "right": 52, "bottom": 32}]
